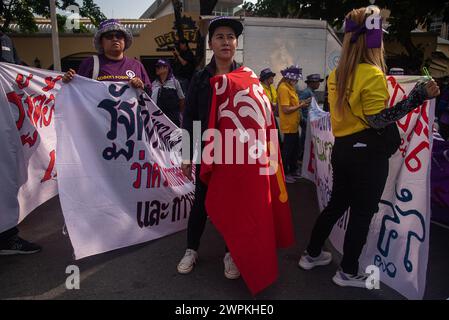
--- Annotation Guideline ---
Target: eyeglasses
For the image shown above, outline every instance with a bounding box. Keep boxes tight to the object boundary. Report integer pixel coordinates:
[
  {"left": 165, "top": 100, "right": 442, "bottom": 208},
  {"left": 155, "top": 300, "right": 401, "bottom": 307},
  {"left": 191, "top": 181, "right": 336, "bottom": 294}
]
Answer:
[{"left": 103, "top": 32, "right": 125, "bottom": 40}]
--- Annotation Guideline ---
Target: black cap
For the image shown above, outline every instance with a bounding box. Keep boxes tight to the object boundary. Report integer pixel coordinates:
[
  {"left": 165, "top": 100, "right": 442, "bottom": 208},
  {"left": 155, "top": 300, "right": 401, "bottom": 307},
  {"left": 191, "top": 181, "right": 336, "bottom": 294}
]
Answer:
[{"left": 208, "top": 16, "right": 243, "bottom": 38}]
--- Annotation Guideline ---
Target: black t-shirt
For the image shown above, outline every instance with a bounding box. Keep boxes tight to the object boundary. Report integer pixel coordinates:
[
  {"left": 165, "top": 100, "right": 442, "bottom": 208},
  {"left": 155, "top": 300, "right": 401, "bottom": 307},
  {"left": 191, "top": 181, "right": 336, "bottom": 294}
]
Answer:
[
  {"left": 0, "top": 34, "right": 21, "bottom": 64},
  {"left": 174, "top": 49, "right": 195, "bottom": 80}
]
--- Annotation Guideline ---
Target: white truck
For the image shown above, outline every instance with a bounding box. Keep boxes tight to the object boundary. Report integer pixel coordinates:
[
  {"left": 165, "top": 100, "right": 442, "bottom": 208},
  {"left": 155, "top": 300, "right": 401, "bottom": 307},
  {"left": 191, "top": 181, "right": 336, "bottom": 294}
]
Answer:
[{"left": 205, "top": 16, "right": 342, "bottom": 101}]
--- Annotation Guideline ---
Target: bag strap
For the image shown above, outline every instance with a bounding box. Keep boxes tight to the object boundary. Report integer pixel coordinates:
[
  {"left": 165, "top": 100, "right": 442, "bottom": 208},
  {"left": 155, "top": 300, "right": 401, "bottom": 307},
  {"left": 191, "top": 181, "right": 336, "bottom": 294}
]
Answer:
[
  {"left": 174, "top": 78, "right": 183, "bottom": 98},
  {"left": 92, "top": 55, "right": 99, "bottom": 80}
]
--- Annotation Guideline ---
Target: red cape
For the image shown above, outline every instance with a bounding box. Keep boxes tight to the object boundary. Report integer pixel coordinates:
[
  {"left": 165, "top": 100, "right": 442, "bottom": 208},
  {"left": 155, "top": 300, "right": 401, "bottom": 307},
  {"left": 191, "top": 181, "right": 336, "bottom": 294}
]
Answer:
[{"left": 200, "top": 67, "right": 295, "bottom": 295}]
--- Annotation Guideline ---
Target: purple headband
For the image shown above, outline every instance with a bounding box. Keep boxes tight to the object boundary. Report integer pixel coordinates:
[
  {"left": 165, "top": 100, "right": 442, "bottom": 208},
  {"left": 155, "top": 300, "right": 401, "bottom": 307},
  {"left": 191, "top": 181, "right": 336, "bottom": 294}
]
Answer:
[{"left": 344, "top": 17, "right": 382, "bottom": 48}]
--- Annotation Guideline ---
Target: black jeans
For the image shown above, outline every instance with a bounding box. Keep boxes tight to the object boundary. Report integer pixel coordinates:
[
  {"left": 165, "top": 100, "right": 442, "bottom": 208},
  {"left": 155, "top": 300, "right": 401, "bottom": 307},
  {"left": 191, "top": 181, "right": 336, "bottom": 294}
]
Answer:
[
  {"left": 299, "top": 119, "right": 307, "bottom": 159},
  {"left": 282, "top": 133, "right": 300, "bottom": 175},
  {"left": 187, "top": 164, "right": 208, "bottom": 251},
  {"left": 186, "top": 164, "right": 229, "bottom": 253},
  {"left": 306, "top": 129, "right": 389, "bottom": 275},
  {"left": 0, "top": 227, "right": 19, "bottom": 245}
]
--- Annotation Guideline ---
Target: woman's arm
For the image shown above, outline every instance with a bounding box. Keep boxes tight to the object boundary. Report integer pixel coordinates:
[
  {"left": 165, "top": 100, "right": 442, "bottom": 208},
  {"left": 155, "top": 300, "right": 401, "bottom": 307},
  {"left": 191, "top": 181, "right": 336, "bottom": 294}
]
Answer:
[
  {"left": 366, "top": 80, "right": 439, "bottom": 129},
  {"left": 281, "top": 99, "right": 309, "bottom": 114}
]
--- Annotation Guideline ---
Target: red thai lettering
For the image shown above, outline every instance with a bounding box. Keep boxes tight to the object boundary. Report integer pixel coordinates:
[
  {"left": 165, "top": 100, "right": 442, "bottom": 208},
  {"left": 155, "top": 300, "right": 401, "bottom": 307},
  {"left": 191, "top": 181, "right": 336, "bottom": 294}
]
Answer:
[
  {"left": 21, "top": 131, "right": 38, "bottom": 147},
  {"left": 42, "top": 95, "right": 55, "bottom": 127},
  {"left": 131, "top": 163, "right": 142, "bottom": 189},
  {"left": 42, "top": 76, "right": 62, "bottom": 92},
  {"left": 41, "top": 150, "right": 56, "bottom": 183},
  {"left": 6, "top": 92, "right": 25, "bottom": 129},
  {"left": 387, "top": 76, "right": 407, "bottom": 108},
  {"left": 405, "top": 141, "right": 429, "bottom": 173},
  {"left": 308, "top": 140, "right": 315, "bottom": 175},
  {"left": 15, "top": 73, "right": 33, "bottom": 89}
]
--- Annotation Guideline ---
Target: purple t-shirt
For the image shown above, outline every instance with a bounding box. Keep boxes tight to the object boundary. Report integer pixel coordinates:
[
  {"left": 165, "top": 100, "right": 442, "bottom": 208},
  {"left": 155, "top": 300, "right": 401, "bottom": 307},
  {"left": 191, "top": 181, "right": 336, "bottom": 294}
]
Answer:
[{"left": 78, "top": 54, "right": 152, "bottom": 91}]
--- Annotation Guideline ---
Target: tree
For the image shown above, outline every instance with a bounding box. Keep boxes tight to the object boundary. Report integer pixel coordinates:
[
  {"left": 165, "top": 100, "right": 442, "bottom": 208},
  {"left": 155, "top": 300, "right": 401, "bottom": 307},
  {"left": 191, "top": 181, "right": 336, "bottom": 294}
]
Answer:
[
  {"left": 0, "top": 0, "right": 106, "bottom": 33},
  {"left": 243, "top": 0, "right": 449, "bottom": 72}
]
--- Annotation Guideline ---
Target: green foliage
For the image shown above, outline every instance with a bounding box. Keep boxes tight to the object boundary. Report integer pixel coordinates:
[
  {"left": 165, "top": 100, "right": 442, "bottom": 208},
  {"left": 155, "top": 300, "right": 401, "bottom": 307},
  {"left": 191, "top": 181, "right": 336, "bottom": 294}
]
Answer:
[{"left": 0, "top": 0, "right": 106, "bottom": 33}]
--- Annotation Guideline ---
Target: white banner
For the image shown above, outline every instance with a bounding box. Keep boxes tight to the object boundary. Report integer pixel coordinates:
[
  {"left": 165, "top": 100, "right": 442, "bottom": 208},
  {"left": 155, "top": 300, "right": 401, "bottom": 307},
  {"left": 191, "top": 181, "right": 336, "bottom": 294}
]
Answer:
[
  {"left": 56, "top": 76, "right": 195, "bottom": 259},
  {"left": 302, "top": 76, "right": 435, "bottom": 299},
  {"left": 0, "top": 63, "right": 60, "bottom": 233}
]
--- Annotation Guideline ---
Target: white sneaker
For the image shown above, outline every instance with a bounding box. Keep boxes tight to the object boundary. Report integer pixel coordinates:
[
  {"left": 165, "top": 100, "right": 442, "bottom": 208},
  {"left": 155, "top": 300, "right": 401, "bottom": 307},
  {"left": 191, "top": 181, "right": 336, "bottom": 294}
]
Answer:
[
  {"left": 177, "top": 249, "right": 198, "bottom": 274},
  {"left": 298, "top": 250, "right": 332, "bottom": 270},
  {"left": 223, "top": 252, "right": 240, "bottom": 280},
  {"left": 332, "top": 269, "right": 369, "bottom": 288},
  {"left": 285, "top": 175, "right": 296, "bottom": 184}
]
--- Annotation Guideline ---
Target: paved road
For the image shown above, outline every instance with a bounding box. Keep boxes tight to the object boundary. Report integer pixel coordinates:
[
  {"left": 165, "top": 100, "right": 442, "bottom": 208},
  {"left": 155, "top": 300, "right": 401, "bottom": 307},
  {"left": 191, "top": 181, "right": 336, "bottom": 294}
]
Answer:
[{"left": 1, "top": 180, "right": 448, "bottom": 300}]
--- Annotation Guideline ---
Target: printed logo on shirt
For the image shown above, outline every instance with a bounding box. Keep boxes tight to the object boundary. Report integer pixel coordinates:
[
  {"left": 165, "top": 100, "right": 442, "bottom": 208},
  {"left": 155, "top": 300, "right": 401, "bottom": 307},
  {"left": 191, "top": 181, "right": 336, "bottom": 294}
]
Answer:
[
  {"left": 126, "top": 70, "right": 136, "bottom": 79},
  {"left": 97, "top": 75, "right": 130, "bottom": 81},
  {"left": 2, "top": 46, "right": 11, "bottom": 52}
]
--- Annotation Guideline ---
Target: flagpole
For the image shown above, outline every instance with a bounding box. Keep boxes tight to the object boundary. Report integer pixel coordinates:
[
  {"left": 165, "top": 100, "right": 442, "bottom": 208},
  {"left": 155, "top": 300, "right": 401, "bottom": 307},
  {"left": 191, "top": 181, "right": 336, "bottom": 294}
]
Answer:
[{"left": 50, "top": 0, "right": 61, "bottom": 71}]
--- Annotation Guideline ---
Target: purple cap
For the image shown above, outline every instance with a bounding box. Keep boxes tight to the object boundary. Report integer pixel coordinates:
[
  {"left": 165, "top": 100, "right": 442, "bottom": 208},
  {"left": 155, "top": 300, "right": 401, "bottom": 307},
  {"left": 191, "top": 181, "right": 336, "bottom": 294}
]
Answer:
[
  {"left": 155, "top": 59, "right": 170, "bottom": 67},
  {"left": 281, "top": 65, "right": 303, "bottom": 81}
]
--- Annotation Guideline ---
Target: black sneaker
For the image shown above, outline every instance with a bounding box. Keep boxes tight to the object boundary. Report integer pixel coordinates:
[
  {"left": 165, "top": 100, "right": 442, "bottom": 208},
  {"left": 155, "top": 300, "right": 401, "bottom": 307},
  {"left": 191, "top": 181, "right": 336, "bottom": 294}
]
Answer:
[{"left": 0, "top": 236, "right": 42, "bottom": 255}]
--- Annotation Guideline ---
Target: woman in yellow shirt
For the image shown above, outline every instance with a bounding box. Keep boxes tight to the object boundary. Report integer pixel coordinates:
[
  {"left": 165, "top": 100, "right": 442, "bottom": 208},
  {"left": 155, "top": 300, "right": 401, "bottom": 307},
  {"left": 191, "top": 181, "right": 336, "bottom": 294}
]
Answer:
[
  {"left": 298, "top": 6, "right": 440, "bottom": 287},
  {"left": 277, "top": 65, "right": 310, "bottom": 183}
]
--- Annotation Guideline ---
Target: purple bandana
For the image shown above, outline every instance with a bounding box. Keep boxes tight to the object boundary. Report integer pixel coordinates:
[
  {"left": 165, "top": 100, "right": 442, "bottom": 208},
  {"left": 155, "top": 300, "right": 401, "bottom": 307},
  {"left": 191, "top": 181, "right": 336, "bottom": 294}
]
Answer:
[{"left": 344, "top": 17, "right": 383, "bottom": 48}]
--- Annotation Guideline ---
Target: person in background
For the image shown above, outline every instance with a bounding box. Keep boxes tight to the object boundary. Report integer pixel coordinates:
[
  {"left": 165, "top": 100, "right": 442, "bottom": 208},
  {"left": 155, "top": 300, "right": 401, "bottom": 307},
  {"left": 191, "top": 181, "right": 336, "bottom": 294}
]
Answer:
[
  {"left": 277, "top": 65, "right": 310, "bottom": 184},
  {"left": 151, "top": 59, "right": 185, "bottom": 127},
  {"left": 172, "top": 39, "right": 196, "bottom": 94},
  {"left": 0, "top": 31, "right": 21, "bottom": 65},
  {"left": 299, "top": 74, "right": 324, "bottom": 158},
  {"left": 259, "top": 68, "right": 277, "bottom": 109},
  {"left": 259, "top": 67, "right": 282, "bottom": 144}
]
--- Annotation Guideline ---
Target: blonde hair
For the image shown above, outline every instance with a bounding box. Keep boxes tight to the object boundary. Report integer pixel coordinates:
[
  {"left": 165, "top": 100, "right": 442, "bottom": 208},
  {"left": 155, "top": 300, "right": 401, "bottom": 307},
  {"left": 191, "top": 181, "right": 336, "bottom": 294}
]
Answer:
[{"left": 335, "top": 6, "right": 387, "bottom": 113}]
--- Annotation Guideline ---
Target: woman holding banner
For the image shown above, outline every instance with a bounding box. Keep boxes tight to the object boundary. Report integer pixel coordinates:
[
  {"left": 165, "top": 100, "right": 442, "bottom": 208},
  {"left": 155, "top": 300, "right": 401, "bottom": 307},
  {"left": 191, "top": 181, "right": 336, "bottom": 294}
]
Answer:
[
  {"left": 62, "top": 19, "right": 151, "bottom": 94},
  {"left": 298, "top": 6, "right": 440, "bottom": 288}
]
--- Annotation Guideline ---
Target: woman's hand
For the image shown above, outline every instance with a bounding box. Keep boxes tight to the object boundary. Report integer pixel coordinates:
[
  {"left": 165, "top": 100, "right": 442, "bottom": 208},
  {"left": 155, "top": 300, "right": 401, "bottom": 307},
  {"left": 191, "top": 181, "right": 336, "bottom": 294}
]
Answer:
[
  {"left": 129, "top": 77, "right": 144, "bottom": 89},
  {"left": 301, "top": 97, "right": 312, "bottom": 107},
  {"left": 181, "top": 162, "right": 193, "bottom": 181},
  {"left": 62, "top": 69, "right": 76, "bottom": 83},
  {"left": 425, "top": 79, "right": 440, "bottom": 99}
]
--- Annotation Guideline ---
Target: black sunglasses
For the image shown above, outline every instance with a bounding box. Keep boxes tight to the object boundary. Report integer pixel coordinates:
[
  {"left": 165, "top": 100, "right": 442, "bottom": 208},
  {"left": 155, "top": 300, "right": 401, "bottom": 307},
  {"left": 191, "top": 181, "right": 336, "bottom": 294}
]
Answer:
[{"left": 103, "top": 32, "right": 125, "bottom": 40}]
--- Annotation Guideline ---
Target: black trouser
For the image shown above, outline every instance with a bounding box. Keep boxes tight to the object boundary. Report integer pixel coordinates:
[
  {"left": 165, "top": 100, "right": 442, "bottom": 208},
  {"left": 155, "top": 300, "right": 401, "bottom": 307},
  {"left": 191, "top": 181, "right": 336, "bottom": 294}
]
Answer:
[
  {"left": 186, "top": 164, "right": 229, "bottom": 253},
  {"left": 306, "top": 129, "right": 389, "bottom": 275},
  {"left": 282, "top": 133, "right": 300, "bottom": 175},
  {"left": 0, "top": 227, "right": 18, "bottom": 245},
  {"left": 299, "top": 119, "right": 307, "bottom": 159},
  {"left": 187, "top": 164, "right": 208, "bottom": 251}
]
